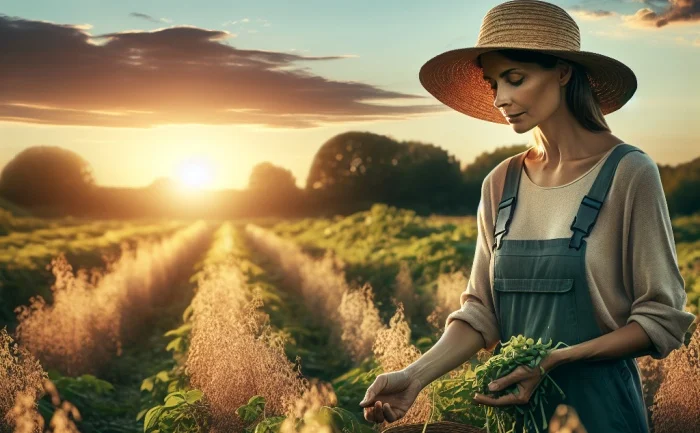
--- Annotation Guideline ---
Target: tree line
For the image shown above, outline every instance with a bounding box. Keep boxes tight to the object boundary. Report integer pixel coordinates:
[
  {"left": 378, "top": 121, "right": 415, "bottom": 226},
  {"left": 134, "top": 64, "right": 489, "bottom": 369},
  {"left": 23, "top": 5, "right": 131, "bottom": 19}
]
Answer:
[{"left": 1, "top": 132, "right": 698, "bottom": 219}]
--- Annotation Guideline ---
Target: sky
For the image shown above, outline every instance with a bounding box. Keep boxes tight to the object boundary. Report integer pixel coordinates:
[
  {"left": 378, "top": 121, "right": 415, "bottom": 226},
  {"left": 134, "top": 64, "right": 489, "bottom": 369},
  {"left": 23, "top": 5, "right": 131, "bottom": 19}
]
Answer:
[{"left": 0, "top": 0, "right": 699, "bottom": 190}]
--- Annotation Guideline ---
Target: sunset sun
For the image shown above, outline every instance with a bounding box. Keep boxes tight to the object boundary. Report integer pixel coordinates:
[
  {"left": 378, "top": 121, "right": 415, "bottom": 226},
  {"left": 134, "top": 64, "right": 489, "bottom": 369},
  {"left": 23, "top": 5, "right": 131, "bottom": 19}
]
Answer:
[{"left": 176, "top": 158, "right": 214, "bottom": 190}]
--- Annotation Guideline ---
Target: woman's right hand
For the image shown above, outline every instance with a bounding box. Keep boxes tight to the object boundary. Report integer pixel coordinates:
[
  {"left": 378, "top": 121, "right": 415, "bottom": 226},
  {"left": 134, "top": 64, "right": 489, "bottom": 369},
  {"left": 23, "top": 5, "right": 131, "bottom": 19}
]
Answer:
[{"left": 359, "top": 369, "right": 423, "bottom": 424}]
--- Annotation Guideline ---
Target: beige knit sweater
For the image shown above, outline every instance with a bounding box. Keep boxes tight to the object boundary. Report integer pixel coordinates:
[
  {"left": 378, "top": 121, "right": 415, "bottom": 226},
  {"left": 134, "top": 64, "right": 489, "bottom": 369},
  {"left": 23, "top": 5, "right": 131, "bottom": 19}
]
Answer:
[{"left": 446, "top": 143, "right": 696, "bottom": 360}]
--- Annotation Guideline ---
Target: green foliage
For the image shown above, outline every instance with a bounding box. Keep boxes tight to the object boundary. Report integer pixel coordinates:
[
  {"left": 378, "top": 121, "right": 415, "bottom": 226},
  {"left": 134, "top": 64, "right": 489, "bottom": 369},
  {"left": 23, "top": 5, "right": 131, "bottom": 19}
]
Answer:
[
  {"left": 0, "top": 221, "right": 185, "bottom": 325},
  {"left": 236, "top": 395, "right": 375, "bottom": 433},
  {"left": 270, "top": 204, "right": 477, "bottom": 337},
  {"left": 331, "top": 356, "right": 381, "bottom": 413},
  {"left": 142, "top": 390, "right": 209, "bottom": 433},
  {"left": 659, "top": 156, "right": 700, "bottom": 216},
  {"left": 471, "top": 336, "right": 568, "bottom": 433},
  {"left": 40, "top": 370, "right": 141, "bottom": 433}
]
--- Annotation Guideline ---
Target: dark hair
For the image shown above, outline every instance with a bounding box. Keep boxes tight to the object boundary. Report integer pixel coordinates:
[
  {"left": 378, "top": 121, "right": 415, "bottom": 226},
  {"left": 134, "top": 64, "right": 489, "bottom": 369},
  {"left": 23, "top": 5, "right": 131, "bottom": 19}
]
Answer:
[{"left": 476, "top": 49, "right": 610, "bottom": 134}]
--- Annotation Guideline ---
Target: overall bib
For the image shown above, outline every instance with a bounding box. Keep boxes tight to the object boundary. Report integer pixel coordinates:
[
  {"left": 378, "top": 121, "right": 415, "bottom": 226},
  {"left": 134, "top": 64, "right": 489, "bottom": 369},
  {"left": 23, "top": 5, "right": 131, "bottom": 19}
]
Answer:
[{"left": 491, "top": 144, "right": 649, "bottom": 433}]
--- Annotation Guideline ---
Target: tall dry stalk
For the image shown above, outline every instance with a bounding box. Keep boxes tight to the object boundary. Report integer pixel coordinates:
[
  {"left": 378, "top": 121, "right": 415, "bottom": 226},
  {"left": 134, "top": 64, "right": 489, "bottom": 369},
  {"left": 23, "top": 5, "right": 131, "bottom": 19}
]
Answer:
[
  {"left": 185, "top": 260, "right": 307, "bottom": 433},
  {"left": 244, "top": 225, "right": 384, "bottom": 363},
  {"left": 15, "top": 221, "right": 212, "bottom": 376},
  {"left": 372, "top": 303, "right": 433, "bottom": 430},
  {"left": 279, "top": 379, "right": 338, "bottom": 433},
  {"left": 649, "top": 319, "right": 700, "bottom": 433},
  {"left": 427, "top": 271, "right": 468, "bottom": 332},
  {"left": 393, "top": 261, "right": 418, "bottom": 322},
  {"left": 338, "top": 283, "right": 386, "bottom": 363},
  {"left": 0, "top": 328, "right": 46, "bottom": 433},
  {"left": 8, "top": 380, "right": 82, "bottom": 433}
]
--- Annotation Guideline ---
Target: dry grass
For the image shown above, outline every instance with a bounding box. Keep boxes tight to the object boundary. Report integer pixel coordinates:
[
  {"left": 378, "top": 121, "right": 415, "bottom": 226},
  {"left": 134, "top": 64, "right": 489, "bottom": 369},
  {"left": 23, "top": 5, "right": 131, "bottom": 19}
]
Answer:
[
  {"left": 8, "top": 380, "right": 82, "bottom": 433},
  {"left": 372, "top": 303, "right": 433, "bottom": 430},
  {"left": 648, "top": 318, "right": 700, "bottom": 433},
  {"left": 427, "top": 271, "right": 468, "bottom": 332},
  {"left": 185, "top": 259, "right": 308, "bottom": 433},
  {"left": 1, "top": 329, "right": 81, "bottom": 433},
  {"left": 637, "top": 354, "right": 665, "bottom": 431},
  {"left": 393, "top": 261, "right": 418, "bottom": 321},
  {"left": 279, "top": 379, "right": 338, "bottom": 433},
  {"left": 14, "top": 221, "right": 211, "bottom": 376},
  {"left": 0, "top": 328, "right": 46, "bottom": 433},
  {"left": 244, "top": 224, "right": 383, "bottom": 363},
  {"left": 338, "top": 283, "right": 386, "bottom": 363}
]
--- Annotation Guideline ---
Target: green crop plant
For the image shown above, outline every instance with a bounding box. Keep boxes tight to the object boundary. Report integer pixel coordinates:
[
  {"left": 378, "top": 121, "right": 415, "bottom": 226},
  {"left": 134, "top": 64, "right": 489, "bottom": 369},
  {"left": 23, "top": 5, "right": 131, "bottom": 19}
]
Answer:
[{"left": 471, "top": 335, "right": 568, "bottom": 433}]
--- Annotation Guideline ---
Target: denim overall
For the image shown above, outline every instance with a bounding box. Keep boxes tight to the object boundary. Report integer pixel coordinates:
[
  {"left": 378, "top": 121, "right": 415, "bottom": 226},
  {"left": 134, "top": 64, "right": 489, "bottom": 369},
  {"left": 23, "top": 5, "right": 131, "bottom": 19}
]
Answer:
[{"left": 491, "top": 144, "right": 649, "bottom": 432}]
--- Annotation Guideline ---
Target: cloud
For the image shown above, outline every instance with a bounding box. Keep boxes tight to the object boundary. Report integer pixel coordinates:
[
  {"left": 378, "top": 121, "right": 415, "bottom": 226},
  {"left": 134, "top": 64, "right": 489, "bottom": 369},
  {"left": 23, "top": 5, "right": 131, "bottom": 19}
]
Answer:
[
  {"left": 0, "top": 15, "right": 446, "bottom": 129},
  {"left": 622, "top": 0, "right": 700, "bottom": 28},
  {"left": 222, "top": 18, "right": 251, "bottom": 27},
  {"left": 568, "top": 6, "right": 618, "bottom": 20},
  {"left": 129, "top": 12, "right": 172, "bottom": 24}
]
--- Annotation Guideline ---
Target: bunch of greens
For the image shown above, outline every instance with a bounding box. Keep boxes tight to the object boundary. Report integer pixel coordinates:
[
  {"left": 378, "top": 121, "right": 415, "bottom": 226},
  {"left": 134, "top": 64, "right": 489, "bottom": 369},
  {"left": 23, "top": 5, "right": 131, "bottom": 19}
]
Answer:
[{"left": 472, "top": 335, "right": 568, "bottom": 433}]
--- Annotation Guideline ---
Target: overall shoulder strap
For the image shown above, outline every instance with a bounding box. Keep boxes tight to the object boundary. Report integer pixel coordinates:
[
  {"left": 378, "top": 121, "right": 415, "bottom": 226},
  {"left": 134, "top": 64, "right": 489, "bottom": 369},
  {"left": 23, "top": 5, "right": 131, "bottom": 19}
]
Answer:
[
  {"left": 569, "top": 144, "right": 645, "bottom": 250},
  {"left": 493, "top": 149, "right": 529, "bottom": 251}
]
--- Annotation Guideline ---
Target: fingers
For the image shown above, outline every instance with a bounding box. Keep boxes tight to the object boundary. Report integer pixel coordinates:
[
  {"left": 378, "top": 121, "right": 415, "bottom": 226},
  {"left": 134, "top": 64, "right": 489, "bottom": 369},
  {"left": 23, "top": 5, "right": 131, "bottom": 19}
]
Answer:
[
  {"left": 489, "top": 367, "right": 527, "bottom": 391},
  {"left": 474, "top": 389, "right": 526, "bottom": 407},
  {"left": 363, "top": 400, "right": 403, "bottom": 424},
  {"left": 359, "top": 375, "right": 386, "bottom": 407},
  {"left": 363, "top": 401, "right": 384, "bottom": 423},
  {"left": 383, "top": 402, "right": 398, "bottom": 422},
  {"left": 373, "top": 401, "right": 385, "bottom": 423}
]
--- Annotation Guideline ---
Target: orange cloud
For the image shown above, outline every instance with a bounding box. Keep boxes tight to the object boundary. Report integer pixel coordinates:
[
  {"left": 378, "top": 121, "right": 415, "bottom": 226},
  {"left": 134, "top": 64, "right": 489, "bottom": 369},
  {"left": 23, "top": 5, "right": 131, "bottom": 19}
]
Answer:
[
  {"left": 0, "top": 15, "right": 446, "bottom": 128},
  {"left": 623, "top": 0, "right": 700, "bottom": 28}
]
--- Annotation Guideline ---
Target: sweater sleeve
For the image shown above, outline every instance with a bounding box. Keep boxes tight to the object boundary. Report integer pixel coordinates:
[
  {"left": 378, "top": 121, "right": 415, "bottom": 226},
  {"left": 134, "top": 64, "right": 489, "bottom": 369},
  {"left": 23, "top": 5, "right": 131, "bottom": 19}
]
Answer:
[
  {"left": 623, "top": 157, "right": 697, "bottom": 359},
  {"left": 445, "top": 176, "right": 501, "bottom": 352}
]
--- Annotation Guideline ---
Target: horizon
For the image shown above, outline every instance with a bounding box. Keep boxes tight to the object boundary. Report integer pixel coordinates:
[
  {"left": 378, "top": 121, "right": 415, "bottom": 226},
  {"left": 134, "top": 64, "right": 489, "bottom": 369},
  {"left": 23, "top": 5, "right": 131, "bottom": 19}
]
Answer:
[{"left": 1, "top": 0, "right": 698, "bottom": 190}]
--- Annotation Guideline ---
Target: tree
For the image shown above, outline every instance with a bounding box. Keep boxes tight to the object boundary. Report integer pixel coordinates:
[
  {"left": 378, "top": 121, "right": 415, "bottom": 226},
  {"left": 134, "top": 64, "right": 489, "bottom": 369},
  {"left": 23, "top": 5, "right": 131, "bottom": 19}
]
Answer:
[
  {"left": 305, "top": 131, "right": 464, "bottom": 214},
  {"left": 306, "top": 131, "right": 402, "bottom": 203},
  {"left": 248, "top": 162, "right": 298, "bottom": 193},
  {"left": 0, "top": 146, "right": 96, "bottom": 211},
  {"left": 247, "top": 162, "right": 304, "bottom": 216}
]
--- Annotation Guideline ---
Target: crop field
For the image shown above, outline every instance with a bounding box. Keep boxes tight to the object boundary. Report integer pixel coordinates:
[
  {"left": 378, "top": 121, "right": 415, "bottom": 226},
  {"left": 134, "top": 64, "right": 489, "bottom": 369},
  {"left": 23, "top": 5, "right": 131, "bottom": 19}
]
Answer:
[{"left": 1, "top": 205, "right": 699, "bottom": 433}]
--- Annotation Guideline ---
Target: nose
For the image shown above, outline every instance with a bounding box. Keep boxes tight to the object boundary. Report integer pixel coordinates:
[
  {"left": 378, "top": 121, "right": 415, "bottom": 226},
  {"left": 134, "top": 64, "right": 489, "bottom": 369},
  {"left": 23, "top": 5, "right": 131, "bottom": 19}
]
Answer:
[{"left": 492, "top": 86, "right": 512, "bottom": 113}]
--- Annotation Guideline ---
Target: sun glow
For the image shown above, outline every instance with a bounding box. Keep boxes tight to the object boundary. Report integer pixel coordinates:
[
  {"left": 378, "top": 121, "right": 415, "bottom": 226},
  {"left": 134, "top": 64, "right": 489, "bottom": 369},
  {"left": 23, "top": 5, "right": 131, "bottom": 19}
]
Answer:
[{"left": 176, "top": 158, "right": 214, "bottom": 190}]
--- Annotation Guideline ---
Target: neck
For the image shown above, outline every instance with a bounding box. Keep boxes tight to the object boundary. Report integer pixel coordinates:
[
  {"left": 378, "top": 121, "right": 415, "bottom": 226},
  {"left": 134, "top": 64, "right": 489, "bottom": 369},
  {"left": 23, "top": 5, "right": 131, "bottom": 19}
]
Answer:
[{"left": 530, "top": 106, "right": 615, "bottom": 165}]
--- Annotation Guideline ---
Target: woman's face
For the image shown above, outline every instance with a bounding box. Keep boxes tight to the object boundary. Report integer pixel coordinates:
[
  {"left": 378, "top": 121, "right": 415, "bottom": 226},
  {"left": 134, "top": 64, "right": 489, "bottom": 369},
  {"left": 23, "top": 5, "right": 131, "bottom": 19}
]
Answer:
[{"left": 478, "top": 51, "right": 570, "bottom": 133}]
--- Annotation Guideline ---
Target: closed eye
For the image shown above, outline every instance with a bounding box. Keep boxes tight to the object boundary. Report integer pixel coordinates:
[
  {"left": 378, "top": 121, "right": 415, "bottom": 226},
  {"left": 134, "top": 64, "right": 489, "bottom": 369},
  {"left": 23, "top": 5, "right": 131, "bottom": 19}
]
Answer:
[{"left": 490, "top": 77, "right": 524, "bottom": 90}]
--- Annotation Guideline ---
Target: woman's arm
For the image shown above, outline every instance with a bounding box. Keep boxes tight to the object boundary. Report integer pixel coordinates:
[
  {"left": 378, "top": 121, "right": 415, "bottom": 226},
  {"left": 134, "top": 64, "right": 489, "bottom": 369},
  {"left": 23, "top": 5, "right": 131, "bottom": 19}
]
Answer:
[
  {"left": 405, "top": 174, "right": 502, "bottom": 388},
  {"left": 404, "top": 319, "right": 486, "bottom": 389},
  {"left": 548, "top": 321, "right": 654, "bottom": 368}
]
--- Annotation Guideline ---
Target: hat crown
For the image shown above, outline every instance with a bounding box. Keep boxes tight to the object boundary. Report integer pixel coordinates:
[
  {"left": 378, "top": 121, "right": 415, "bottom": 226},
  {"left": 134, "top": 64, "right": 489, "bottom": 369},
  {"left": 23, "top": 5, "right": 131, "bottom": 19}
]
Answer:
[{"left": 476, "top": 0, "right": 580, "bottom": 51}]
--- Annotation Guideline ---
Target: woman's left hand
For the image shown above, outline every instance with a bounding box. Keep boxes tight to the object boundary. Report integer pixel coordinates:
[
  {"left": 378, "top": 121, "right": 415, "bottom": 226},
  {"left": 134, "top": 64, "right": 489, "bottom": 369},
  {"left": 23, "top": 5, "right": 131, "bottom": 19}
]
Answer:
[{"left": 473, "top": 352, "right": 560, "bottom": 407}]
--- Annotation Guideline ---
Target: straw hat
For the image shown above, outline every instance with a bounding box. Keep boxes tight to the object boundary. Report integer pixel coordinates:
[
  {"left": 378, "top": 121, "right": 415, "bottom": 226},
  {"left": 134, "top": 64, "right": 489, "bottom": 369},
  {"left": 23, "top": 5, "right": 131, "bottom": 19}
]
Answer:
[{"left": 419, "top": 0, "right": 637, "bottom": 124}]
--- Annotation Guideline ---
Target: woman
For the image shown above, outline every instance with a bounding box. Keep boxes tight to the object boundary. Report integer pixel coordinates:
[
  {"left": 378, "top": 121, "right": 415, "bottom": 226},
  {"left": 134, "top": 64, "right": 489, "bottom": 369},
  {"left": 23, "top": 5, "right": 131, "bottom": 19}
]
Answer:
[{"left": 359, "top": 1, "right": 696, "bottom": 432}]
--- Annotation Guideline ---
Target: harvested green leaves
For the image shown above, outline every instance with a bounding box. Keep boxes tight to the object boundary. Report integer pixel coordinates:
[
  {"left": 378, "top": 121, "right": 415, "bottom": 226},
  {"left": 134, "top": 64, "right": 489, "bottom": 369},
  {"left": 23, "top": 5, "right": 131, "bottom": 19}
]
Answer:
[{"left": 470, "top": 335, "right": 568, "bottom": 433}]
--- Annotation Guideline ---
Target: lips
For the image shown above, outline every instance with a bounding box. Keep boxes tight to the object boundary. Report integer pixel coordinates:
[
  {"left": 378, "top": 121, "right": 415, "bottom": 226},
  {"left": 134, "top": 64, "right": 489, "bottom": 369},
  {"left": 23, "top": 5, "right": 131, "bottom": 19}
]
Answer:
[{"left": 506, "top": 112, "right": 524, "bottom": 119}]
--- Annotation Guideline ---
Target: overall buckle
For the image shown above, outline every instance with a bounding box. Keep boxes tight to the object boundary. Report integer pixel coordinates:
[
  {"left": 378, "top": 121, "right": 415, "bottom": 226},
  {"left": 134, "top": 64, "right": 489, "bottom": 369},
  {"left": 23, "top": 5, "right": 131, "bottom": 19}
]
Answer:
[{"left": 569, "top": 195, "right": 603, "bottom": 250}]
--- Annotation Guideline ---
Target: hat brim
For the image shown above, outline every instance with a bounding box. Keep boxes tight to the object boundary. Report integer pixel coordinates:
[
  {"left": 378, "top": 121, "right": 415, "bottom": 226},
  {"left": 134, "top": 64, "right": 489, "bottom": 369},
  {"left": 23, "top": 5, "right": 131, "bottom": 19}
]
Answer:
[{"left": 419, "top": 47, "right": 637, "bottom": 124}]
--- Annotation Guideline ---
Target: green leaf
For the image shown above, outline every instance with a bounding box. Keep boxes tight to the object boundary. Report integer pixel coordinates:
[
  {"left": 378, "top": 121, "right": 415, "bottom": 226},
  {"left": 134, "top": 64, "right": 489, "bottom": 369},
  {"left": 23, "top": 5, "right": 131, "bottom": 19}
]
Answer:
[
  {"left": 165, "top": 337, "right": 182, "bottom": 352},
  {"left": 136, "top": 408, "right": 149, "bottom": 421},
  {"left": 155, "top": 371, "right": 170, "bottom": 383},
  {"left": 144, "top": 406, "right": 164, "bottom": 432},
  {"left": 185, "top": 389, "right": 203, "bottom": 404},
  {"left": 141, "top": 377, "right": 155, "bottom": 392},
  {"left": 163, "top": 393, "right": 186, "bottom": 408}
]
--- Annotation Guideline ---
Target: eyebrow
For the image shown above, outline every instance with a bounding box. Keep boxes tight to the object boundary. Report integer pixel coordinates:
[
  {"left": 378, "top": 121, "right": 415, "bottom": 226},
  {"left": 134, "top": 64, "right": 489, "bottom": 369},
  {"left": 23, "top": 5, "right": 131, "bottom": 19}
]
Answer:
[{"left": 482, "top": 68, "right": 519, "bottom": 80}]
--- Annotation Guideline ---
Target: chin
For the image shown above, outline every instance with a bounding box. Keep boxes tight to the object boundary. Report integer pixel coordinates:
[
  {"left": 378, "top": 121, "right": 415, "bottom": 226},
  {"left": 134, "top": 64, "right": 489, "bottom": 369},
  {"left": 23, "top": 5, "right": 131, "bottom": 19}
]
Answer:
[{"left": 510, "top": 122, "right": 532, "bottom": 133}]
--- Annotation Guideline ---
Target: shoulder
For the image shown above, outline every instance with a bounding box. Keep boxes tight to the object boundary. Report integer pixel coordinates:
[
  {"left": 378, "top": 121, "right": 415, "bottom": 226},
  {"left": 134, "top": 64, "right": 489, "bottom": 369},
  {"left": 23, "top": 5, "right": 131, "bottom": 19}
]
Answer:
[
  {"left": 479, "top": 150, "right": 528, "bottom": 223},
  {"left": 481, "top": 149, "right": 528, "bottom": 200},
  {"left": 614, "top": 145, "right": 661, "bottom": 192}
]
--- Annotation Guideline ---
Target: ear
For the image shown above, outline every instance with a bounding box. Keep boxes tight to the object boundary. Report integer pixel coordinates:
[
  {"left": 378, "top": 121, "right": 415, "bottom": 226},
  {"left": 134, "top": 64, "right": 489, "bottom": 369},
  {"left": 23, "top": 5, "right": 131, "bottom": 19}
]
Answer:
[{"left": 557, "top": 60, "right": 573, "bottom": 87}]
